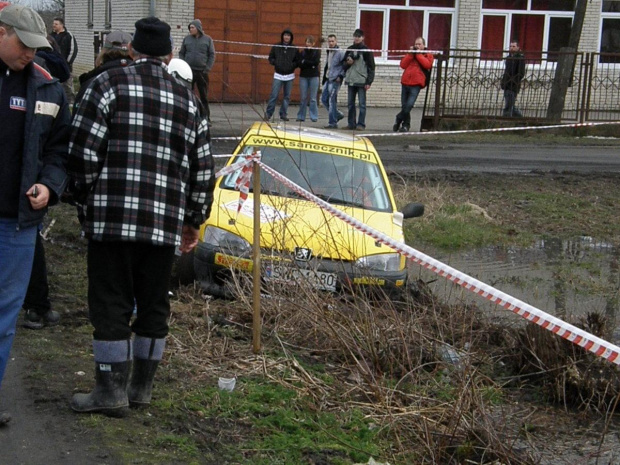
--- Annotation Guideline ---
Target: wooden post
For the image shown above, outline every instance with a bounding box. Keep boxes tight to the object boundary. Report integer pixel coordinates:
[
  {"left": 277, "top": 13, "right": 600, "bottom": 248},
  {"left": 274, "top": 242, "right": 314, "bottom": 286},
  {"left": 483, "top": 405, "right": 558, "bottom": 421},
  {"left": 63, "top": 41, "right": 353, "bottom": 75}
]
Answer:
[{"left": 252, "top": 161, "right": 262, "bottom": 353}]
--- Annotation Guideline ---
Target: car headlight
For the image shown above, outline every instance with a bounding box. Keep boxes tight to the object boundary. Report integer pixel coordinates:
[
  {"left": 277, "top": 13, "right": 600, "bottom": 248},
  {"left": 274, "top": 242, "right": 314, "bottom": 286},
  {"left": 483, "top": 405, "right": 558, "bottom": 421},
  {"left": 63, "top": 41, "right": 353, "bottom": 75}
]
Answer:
[
  {"left": 203, "top": 226, "right": 252, "bottom": 256},
  {"left": 356, "top": 253, "right": 402, "bottom": 272}
]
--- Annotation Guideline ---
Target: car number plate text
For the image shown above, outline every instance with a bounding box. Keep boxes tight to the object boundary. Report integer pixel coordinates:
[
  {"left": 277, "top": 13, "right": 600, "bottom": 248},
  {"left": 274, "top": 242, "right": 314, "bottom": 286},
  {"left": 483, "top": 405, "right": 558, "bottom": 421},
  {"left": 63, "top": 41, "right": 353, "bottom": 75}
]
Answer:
[{"left": 265, "top": 265, "right": 337, "bottom": 292}]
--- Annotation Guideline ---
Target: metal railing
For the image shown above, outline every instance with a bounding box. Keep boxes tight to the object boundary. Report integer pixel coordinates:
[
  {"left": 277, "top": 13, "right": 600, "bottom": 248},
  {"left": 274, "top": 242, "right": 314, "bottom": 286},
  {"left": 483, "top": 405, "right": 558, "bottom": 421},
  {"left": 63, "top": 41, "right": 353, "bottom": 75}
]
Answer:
[{"left": 422, "top": 49, "right": 620, "bottom": 129}]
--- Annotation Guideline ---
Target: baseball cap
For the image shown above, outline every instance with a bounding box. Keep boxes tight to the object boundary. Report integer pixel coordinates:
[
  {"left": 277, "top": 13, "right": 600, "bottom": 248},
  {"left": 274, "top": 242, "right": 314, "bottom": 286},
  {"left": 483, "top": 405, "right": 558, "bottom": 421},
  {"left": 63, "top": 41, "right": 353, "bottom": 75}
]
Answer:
[
  {"left": 353, "top": 28, "right": 364, "bottom": 38},
  {"left": 0, "top": 4, "right": 50, "bottom": 50},
  {"left": 104, "top": 30, "right": 132, "bottom": 50}
]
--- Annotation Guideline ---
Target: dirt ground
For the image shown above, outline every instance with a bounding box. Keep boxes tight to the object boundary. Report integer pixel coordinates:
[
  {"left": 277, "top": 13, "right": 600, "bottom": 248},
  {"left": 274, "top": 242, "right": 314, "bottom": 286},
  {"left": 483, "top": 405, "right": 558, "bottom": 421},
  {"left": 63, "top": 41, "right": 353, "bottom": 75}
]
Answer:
[{"left": 2, "top": 170, "right": 620, "bottom": 464}]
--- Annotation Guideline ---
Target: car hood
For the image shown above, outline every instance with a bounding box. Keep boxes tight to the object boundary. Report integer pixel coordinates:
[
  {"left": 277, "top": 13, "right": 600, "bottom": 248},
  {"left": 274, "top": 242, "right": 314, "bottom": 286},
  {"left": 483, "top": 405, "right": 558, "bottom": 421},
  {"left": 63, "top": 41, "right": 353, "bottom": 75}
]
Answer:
[{"left": 206, "top": 188, "right": 404, "bottom": 261}]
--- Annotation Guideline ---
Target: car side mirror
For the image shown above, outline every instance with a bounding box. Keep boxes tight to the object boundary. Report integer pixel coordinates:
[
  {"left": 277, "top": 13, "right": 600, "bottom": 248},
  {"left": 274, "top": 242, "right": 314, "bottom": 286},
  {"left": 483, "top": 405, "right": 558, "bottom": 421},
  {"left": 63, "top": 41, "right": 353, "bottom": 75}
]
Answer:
[{"left": 401, "top": 202, "right": 424, "bottom": 219}]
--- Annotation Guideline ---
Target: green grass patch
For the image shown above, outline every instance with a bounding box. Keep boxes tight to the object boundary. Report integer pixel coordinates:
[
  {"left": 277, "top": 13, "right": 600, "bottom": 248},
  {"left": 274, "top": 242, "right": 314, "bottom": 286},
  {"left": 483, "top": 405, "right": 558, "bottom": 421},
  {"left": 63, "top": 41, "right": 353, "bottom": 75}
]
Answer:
[
  {"left": 405, "top": 202, "right": 507, "bottom": 250},
  {"left": 152, "top": 378, "right": 387, "bottom": 464}
]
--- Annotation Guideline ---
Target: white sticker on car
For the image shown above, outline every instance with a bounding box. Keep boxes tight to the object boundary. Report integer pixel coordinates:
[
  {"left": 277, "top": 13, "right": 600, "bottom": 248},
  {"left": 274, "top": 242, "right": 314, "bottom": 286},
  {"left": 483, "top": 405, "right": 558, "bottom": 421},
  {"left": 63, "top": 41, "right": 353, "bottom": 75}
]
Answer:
[{"left": 223, "top": 201, "right": 289, "bottom": 223}]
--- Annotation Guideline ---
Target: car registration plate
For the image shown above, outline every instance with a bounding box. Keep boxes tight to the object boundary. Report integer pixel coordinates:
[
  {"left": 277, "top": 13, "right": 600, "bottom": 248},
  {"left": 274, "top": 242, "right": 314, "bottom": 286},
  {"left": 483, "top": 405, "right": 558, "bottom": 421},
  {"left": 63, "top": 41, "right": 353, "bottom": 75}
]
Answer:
[{"left": 265, "top": 265, "right": 337, "bottom": 292}]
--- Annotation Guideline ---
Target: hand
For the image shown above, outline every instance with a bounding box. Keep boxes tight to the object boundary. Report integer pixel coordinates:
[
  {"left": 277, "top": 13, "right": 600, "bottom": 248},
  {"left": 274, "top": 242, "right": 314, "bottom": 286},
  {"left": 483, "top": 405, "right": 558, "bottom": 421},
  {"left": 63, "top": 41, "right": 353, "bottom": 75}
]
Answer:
[
  {"left": 364, "top": 84, "right": 370, "bottom": 91},
  {"left": 180, "top": 225, "right": 200, "bottom": 253},
  {"left": 27, "top": 184, "right": 50, "bottom": 210},
  {"left": 346, "top": 57, "right": 353, "bottom": 64}
]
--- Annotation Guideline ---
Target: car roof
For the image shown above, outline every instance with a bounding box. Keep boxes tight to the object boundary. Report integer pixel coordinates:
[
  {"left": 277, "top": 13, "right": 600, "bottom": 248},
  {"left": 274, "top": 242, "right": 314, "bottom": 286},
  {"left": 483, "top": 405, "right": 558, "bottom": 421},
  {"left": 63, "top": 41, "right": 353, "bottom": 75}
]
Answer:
[{"left": 242, "top": 122, "right": 377, "bottom": 153}]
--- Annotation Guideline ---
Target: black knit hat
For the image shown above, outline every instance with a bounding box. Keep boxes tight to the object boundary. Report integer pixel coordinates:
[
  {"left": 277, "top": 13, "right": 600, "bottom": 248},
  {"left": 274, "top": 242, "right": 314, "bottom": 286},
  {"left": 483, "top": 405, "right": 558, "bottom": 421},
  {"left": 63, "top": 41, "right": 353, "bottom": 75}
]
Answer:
[{"left": 131, "top": 17, "right": 172, "bottom": 56}]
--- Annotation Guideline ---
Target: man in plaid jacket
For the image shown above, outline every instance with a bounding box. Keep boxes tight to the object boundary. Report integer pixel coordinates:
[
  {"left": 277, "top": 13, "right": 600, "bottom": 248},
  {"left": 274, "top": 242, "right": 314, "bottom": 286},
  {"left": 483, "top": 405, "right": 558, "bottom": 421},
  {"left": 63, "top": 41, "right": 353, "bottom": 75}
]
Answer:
[{"left": 68, "top": 17, "right": 214, "bottom": 417}]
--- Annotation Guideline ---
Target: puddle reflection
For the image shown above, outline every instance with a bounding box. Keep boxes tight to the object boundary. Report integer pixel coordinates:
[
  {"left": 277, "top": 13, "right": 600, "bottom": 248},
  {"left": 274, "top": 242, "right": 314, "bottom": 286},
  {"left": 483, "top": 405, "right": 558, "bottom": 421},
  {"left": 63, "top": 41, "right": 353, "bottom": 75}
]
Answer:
[{"left": 412, "top": 237, "right": 620, "bottom": 343}]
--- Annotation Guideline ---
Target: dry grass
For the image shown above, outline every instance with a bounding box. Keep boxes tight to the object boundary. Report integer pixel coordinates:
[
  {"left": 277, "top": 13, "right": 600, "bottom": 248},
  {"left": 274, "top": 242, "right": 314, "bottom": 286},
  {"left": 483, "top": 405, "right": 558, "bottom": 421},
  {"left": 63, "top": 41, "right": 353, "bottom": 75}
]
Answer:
[{"left": 164, "top": 264, "right": 620, "bottom": 463}]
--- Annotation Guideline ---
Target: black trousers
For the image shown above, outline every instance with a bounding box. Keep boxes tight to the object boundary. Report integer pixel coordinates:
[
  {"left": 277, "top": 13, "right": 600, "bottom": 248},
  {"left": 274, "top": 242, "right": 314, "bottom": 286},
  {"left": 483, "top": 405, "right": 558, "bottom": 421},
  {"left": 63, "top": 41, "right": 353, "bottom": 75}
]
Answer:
[
  {"left": 192, "top": 69, "right": 211, "bottom": 121},
  {"left": 23, "top": 232, "right": 51, "bottom": 315},
  {"left": 87, "top": 241, "right": 176, "bottom": 341}
]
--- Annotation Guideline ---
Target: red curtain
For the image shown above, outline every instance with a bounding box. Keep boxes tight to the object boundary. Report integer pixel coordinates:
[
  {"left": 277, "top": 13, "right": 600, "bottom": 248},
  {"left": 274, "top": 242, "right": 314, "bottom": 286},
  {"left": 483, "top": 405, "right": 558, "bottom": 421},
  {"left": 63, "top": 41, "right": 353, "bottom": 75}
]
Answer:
[
  {"left": 388, "top": 10, "right": 423, "bottom": 59},
  {"left": 428, "top": 13, "right": 452, "bottom": 53},
  {"left": 511, "top": 14, "right": 544, "bottom": 61},
  {"left": 360, "top": 11, "right": 384, "bottom": 57},
  {"left": 481, "top": 15, "right": 505, "bottom": 60}
]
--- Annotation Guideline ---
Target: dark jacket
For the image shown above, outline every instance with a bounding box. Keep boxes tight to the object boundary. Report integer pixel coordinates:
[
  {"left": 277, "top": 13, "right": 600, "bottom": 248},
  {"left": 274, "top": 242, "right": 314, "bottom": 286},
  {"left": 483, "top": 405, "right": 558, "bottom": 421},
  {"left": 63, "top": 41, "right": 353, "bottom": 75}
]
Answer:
[
  {"left": 268, "top": 29, "right": 300, "bottom": 76},
  {"left": 75, "top": 57, "right": 133, "bottom": 108},
  {"left": 343, "top": 42, "right": 375, "bottom": 87},
  {"left": 51, "top": 29, "right": 78, "bottom": 68},
  {"left": 298, "top": 47, "right": 320, "bottom": 78},
  {"left": 35, "top": 49, "right": 71, "bottom": 83},
  {"left": 179, "top": 20, "right": 216, "bottom": 72},
  {"left": 4, "top": 62, "right": 70, "bottom": 228},
  {"left": 501, "top": 51, "right": 526, "bottom": 93}
]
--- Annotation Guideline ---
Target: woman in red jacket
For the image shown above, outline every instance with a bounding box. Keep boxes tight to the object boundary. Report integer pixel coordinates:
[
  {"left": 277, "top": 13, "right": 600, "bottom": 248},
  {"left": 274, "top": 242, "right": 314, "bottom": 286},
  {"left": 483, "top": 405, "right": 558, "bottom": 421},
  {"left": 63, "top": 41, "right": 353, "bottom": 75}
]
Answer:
[{"left": 393, "top": 37, "right": 434, "bottom": 132}]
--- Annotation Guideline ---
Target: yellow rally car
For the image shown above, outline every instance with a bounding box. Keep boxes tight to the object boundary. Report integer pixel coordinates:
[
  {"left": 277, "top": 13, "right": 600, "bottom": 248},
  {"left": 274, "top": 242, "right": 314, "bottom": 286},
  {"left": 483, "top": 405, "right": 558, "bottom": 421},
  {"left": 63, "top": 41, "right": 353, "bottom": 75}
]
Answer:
[{"left": 193, "top": 122, "right": 423, "bottom": 297}]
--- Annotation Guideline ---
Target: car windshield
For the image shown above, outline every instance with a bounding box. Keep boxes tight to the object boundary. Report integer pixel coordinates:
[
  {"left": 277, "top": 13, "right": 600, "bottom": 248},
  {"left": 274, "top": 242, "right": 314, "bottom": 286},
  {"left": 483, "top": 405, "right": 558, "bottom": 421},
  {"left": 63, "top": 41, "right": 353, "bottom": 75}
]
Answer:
[{"left": 220, "top": 145, "right": 392, "bottom": 212}]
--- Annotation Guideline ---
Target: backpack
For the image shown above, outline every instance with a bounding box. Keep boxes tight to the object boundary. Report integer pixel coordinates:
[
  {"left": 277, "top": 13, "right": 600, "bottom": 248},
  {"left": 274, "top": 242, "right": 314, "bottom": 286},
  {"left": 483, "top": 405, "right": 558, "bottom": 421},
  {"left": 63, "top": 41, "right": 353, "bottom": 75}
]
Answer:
[{"left": 422, "top": 64, "right": 432, "bottom": 88}]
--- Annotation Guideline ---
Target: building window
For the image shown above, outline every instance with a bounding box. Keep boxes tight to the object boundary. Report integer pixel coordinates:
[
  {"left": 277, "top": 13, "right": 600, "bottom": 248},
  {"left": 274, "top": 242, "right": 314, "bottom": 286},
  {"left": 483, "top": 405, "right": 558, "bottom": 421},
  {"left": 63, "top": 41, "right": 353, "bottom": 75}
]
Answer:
[
  {"left": 601, "top": 1, "right": 620, "bottom": 63},
  {"left": 358, "top": 0, "right": 455, "bottom": 61},
  {"left": 481, "top": 1, "right": 574, "bottom": 61}
]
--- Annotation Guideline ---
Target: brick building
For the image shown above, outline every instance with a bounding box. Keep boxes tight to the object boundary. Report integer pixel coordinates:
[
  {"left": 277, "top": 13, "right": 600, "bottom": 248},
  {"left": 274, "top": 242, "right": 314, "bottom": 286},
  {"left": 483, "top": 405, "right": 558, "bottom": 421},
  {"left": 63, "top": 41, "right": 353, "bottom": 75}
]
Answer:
[{"left": 67, "top": 0, "right": 619, "bottom": 107}]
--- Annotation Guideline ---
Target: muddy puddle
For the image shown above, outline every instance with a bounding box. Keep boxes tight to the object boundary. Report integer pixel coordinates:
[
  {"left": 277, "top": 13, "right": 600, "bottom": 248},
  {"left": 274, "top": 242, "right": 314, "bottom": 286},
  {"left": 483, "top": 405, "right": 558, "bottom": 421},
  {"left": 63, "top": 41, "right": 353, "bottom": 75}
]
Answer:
[{"left": 411, "top": 237, "right": 620, "bottom": 344}]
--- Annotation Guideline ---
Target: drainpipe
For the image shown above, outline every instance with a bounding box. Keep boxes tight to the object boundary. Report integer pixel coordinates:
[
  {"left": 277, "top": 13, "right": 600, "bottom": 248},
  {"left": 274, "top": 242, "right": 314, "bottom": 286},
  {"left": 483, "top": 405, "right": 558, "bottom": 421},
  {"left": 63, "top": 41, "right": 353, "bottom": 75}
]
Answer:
[{"left": 149, "top": 0, "right": 156, "bottom": 16}]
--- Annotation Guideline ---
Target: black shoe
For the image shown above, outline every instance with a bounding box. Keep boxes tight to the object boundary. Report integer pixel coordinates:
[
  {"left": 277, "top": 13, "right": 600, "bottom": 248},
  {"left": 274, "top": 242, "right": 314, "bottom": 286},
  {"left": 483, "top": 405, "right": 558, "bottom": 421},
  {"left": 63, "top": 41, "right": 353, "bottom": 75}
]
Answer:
[
  {"left": 399, "top": 125, "right": 410, "bottom": 133},
  {"left": 263, "top": 114, "right": 272, "bottom": 122},
  {"left": 280, "top": 116, "right": 290, "bottom": 121},
  {"left": 23, "top": 309, "right": 60, "bottom": 329},
  {"left": 393, "top": 121, "right": 401, "bottom": 132},
  {"left": 337, "top": 112, "right": 344, "bottom": 122},
  {"left": 295, "top": 118, "right": 304, "bottom": 122},
  {"left": 356, "top": 125, "right": 365, "bottom": 131},
  {"left": 324, "top": 124, "right": 337, "bottom": 129},
  {"left": 345, "top": 125, "right": 356, "bottom": 130}
]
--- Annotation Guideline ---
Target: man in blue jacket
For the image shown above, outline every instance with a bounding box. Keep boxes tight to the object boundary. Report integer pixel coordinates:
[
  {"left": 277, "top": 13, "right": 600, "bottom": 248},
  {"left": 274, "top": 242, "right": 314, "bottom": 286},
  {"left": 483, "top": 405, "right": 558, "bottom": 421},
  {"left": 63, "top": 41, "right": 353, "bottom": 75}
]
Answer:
[{"left": 0, "top": 4, "right": 70, "bottom": 427}]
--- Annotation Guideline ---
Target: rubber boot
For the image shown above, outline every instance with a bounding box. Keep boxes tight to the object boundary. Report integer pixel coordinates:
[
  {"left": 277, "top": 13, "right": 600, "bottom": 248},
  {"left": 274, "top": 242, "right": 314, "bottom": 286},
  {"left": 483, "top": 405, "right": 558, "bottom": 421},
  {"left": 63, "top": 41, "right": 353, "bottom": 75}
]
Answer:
[
  {"left": 71, "top": 339, "right": 131, "bottom": 417},
  {"left": 128, "top": 359, "right": 160, "bottom": 407},
  {"left": 128, "top": 336, "right": 165, "bottom": 407}
]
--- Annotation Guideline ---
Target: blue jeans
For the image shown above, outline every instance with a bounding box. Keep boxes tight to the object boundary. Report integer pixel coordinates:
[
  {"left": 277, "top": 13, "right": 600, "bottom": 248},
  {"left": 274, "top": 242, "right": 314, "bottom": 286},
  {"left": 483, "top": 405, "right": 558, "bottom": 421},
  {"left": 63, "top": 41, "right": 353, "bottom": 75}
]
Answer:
[
  {"left": 266, "top": 78, "right": 293, "bottom": 119},
  {"left": 0, "top": 219, "right": 37, "bottom": 389},
  {"left": 322, "top": 81, "right": 343, "bottom": 126},
  {"left": 297, "top": 77, "right": 319, "bottom": 121},
  {"left": 503, "top": 90, "right": 522, "bottom": 117},
  {"left": 347, "top": 85, "right": 367, "bottom": 128},
  {"left": 396, "top": 85, "right": 421, "bottom": 127}
]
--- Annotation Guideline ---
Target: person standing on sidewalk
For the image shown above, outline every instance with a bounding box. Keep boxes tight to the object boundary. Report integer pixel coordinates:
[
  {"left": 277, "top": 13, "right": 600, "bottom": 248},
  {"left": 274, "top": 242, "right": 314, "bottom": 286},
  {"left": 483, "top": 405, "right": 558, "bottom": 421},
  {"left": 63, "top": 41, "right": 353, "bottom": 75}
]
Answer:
[
  {"left": 265, "top": 28, "right": 299, "bottom": 122},
  {"left": 321, "top": 34, "right": 345, "bottom": 129},
  {"left": 0, "top": 4, "right": 70, "bottom": 427},
  {"left": 296, "top": 35, "right": 320, "bottom": 122},
  {"left": 393, "top": 37, "right": 433, "bottom": 133},
  {"left": 179, "top": 19, "right": 215, "bottom": 122},
  {"left": 68, "top": 17, "right": 215, "bottom": 417},
  {"left": 50, "top": 16, "right": 77, "bottom": 106},
  {"left": 343, "top": 28, "right": 375, "bottom": 130},
  {"left": 501, "top": 40, "right": 525, "bottom": 117}
]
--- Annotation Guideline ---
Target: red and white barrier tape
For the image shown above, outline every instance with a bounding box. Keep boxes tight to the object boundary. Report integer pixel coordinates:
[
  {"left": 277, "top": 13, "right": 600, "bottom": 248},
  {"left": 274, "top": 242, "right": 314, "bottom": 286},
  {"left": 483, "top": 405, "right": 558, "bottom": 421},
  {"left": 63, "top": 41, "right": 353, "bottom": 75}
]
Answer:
[
  {"left": 360, "top": 120, "right": 620, "bottom": 137},
  {"left": 210, "top": 121, "right": 620, "bottom": 142},
  {"left": 212, "top": 38, "right": 443, "bottom": 55},
  {"left": 250, "top": 159, "right": 620, "bottom": 366}
]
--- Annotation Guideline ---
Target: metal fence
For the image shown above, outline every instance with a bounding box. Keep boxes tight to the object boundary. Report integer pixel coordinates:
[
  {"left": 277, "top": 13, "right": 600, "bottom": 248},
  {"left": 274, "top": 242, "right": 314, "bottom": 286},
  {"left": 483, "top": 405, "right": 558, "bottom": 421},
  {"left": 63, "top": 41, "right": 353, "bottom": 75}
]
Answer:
[{"left": 422, "top": 49, "right": 620, "bottom": 129}]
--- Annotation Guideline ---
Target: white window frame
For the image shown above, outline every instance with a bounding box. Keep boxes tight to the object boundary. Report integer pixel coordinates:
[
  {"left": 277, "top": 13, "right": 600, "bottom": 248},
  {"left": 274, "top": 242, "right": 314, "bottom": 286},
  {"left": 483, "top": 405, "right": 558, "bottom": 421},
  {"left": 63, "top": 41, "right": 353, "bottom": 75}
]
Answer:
[
  {"left": 600, "top": 0, "right": 620, "bottom": 65},
  {"left": 356, "top": 4, "right": 457, "bottom": 63}
]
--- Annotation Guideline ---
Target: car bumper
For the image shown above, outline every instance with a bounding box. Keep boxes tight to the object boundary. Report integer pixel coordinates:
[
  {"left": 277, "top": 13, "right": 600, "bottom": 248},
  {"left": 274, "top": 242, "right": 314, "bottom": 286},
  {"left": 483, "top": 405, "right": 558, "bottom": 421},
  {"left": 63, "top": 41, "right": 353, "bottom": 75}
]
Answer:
[{"left": 194, "top": 242, "right": 408, "bottom": 294}]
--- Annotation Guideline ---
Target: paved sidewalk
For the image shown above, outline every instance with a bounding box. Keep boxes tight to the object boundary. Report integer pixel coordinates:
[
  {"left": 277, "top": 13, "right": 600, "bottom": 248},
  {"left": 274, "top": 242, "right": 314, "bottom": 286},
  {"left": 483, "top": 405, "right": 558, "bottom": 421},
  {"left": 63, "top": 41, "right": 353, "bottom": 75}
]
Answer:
[{"left": 209, "top": 102, "right": 423, "bottom": 138}]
